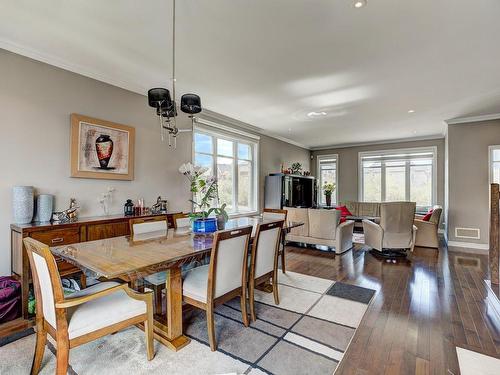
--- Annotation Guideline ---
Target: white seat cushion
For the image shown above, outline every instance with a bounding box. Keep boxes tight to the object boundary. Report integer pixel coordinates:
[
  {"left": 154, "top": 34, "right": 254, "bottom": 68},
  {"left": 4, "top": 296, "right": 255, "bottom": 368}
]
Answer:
[
  {"left": 66, "top": 281, "right": 147, "bottom": 339},
  {"left": 182, "top": 264, "right": 209, "bottom": 302}
]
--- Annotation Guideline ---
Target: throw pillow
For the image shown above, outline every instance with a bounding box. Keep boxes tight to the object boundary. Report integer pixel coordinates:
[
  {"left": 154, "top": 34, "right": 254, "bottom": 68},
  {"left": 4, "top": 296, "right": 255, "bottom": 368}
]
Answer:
[
  {"left": 422, "top": 209, "right": 434, "bottom": 221},
  {"left": 336, "top": 205, "right": 353, "bottom": 217}
]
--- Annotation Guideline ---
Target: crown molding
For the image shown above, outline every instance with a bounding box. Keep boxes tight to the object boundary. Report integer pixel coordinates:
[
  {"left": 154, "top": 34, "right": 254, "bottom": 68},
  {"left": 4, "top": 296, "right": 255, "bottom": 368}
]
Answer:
[
  {"left": 310, "top": 134, "right": 445, "bottom": 151},
  {"left": 1, "top": 39, "right": 311, "bottom": 151},
  {"left": 446, "top": 113, "right": 500, "bottom": 125}
]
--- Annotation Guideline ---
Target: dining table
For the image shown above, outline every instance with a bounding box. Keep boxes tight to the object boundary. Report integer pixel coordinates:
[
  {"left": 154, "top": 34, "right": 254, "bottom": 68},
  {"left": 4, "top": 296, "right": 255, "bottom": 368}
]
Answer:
[{"left": 50, "top": 216, "right": 304, "bottom": 352}]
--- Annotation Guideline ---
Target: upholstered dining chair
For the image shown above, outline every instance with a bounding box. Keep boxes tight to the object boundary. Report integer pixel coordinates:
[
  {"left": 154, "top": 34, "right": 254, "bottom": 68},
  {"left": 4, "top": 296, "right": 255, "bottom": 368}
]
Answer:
[
  {"left": 262, "top": 208, "right": 288, "bottom": 273},
  {"left": 172, "top": 212, "right": 191, "bottom": 229},
  {"left": 248, "top": 220, "right": 284, "bottom": 322},
  {"left": 182, "top": 226, "right": 253, "bottom": 351},
  {"left": 363, "top": 202, "right": 417, "bottom": 257},
  {"left": 23, "top": 238, "right": 154, "bottom": 375},
  {"left": 129, "top": 216, "right": 169, "bottom": 315}
]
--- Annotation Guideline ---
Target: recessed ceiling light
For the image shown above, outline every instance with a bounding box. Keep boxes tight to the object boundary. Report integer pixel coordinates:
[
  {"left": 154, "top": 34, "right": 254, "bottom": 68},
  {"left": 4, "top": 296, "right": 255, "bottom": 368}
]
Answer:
[
  {"left": 408, "top": 109, "right": 415, "bottom": 113},
  {"left": 354, "top": 0, "right": 367, "bottom": 8},
  {"left": 307, "top": 111, "right": 327, "bottom": 118}
]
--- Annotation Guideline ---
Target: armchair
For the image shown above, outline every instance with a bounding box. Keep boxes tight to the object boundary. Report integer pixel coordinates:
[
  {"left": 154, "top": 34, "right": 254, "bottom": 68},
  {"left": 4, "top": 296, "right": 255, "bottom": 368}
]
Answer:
[
  {"left": 23, "top": 238, "right": 154, "bottom": 375},
  {"left": 414, "top": 206, "right": 442, "bottom": 248},
  {"left": 363, "top": 202, "right": 417, "bottom": 257}
]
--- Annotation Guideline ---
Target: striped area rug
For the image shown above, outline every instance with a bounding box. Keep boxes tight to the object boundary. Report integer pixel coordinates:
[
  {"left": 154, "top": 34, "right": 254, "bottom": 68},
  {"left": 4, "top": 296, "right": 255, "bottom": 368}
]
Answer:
[{"left": 0, "top": 271, "right": 375, "bottom": 375}]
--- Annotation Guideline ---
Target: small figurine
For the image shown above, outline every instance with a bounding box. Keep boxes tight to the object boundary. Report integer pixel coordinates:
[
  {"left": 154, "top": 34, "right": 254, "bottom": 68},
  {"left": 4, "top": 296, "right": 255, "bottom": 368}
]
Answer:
[{"left": 52, "top": 198, "right": 80, "bottom": 223}]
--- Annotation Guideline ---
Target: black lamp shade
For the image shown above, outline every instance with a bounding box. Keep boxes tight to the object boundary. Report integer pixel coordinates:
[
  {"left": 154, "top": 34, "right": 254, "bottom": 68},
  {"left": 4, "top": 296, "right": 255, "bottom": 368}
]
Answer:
[
  {"left": 180, "top": 93, "right": 202, "bottom": 114},
  {"left": 157, "top": 101, "right": 177, "bottom": 117},
  {"left": 148, "top": 88, "right": 172, "bottom": 108}
]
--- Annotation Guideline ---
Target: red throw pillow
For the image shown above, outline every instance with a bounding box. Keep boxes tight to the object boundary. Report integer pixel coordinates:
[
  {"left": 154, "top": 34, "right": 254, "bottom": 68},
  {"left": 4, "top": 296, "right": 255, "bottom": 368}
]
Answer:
[
  {"left": 336, "top": 205, "right": 353, "bottom": 217},
  {"left": 422, "top": 209, "right": 434, "bottom": 221},
  {"left": 339, "top": 216, "right": 347, "bottom": 223}
]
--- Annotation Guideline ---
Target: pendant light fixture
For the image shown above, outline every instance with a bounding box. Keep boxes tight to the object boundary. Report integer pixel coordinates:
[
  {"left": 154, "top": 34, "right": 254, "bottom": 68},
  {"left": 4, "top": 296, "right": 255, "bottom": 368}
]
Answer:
[{"left": 147, "top": 0, "right": 202, "bottom": 148}]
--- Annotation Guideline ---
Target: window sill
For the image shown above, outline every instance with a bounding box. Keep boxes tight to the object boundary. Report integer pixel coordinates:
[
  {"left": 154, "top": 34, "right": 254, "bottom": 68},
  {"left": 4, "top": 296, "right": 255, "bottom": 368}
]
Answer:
[{"left": 228, "top": 211, "right": 259, "bottom": 219}]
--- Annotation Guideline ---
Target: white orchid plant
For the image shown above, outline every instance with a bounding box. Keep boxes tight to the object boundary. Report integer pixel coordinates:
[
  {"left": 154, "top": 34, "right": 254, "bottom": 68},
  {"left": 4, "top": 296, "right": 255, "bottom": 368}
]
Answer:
[{"left": 179, "top": 163, "right": 228, "bottom": 222}]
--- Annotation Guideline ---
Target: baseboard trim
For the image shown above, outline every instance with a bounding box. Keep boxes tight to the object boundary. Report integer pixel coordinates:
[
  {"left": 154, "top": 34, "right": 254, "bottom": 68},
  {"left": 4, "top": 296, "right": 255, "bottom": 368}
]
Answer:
[{"left": 447, "top": 240, "right": 489, "bottom": 253}]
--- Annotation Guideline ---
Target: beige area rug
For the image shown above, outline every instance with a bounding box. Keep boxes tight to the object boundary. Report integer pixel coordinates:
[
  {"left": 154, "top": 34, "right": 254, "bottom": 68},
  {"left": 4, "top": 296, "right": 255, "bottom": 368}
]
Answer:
[{"left": 0, "top": 272, "right": 376, "bottom": 375}]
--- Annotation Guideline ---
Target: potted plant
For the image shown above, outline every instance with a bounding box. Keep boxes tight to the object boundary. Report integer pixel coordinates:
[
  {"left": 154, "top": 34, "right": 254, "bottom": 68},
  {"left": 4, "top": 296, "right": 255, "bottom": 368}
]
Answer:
[
  {"left": 208, "top": 203, "right": 229, "bottom": 230},
  {"left": 179, "top": 163, "right": 225, "bottom": 233},
  {"left": 323, "top": 182, "right": 336, "bottom": 207}
]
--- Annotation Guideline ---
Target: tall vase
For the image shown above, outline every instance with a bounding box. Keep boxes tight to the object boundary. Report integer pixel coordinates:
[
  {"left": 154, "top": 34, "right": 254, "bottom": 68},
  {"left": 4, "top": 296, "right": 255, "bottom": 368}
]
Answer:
[
  {"left": 325, "top": 193, "right": 332, "bottom": 207},
  {"left": 37, "top": 194, "right": 54, "bottom": 222},
  {"left": 12, "top": 186, "right": 34, "bottom": 224}
]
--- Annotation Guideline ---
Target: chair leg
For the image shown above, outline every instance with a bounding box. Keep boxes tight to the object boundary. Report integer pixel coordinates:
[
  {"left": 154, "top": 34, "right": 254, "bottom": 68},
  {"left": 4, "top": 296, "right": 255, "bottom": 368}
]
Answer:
[
  {"left": 280, "top": 250, "right": 286, "bottom": 274},
  {"left": 240, "top": 288, "right": 249, "bottom": 327},
  {"left": 144, "top": 317, "right": 155, "bottom": 360},
  {"left": 55, "top": 340, "right": 69, "bottom": 375},
  {"left": 249, "top": 279, "right": 256, "bottom": 322},
  {"left": 272, "top": 273, "right": 280, "bottom": 305},
  {"left": 30, "top": 325, "right": 47, "bottom": 375},
  {"left": 79, "top": 273, "right": 87, "bottom": 289},
  {"left": 206, "top": 304, "right": 216, "bottom": 351}
]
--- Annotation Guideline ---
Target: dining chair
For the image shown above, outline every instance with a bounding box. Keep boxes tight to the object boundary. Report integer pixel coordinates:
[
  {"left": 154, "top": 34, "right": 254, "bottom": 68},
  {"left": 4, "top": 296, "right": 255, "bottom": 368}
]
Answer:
[
  {"left": 248, "top": 220, "right": 284, "bottom": 322},
  {"left": 23, "top": 238, "right": 154, "bottom": 375},
  {"left": 262, "top": 208, "right": 288, "bottom": 273},
  {"left": 172, "top": 212, "right": 191, "bottom": 229},
  {"left": 129, "top": 216, "right": 169, "bottom": 315},
  {"left": 182, "top": 226, "right": 252, "bottom": 351}
]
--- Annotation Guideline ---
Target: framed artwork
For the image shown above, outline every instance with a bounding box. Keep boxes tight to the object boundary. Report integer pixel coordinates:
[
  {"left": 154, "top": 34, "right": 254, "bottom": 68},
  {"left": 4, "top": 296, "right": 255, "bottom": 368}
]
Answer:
[{"left": 70, "top": 114, "right": 135, "bottom": 180}]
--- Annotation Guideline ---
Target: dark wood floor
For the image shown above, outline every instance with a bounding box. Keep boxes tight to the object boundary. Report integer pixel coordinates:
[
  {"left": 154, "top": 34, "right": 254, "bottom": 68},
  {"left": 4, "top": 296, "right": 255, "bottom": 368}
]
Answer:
[{"left": 286, "top": 241, "right": 500, "bottom": 375}]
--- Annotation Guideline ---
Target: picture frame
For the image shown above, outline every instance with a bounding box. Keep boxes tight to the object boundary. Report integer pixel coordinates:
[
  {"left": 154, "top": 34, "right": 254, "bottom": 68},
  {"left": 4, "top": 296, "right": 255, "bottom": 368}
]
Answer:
[{"left": 70, "top": 113, "right": 135, "bottom": 180}]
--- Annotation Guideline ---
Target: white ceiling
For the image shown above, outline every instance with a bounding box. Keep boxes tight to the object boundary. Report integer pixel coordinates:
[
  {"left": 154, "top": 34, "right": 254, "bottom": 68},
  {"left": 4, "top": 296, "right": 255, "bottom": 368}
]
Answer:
[{"left": 1, "top": 0, "right": 500, "bottom": 149}]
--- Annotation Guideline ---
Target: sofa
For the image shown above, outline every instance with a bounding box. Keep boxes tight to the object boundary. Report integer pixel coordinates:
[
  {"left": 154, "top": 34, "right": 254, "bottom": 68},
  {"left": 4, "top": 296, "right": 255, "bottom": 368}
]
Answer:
[
  {"left": 413, "top": 205, "right": 442, "bottom": 248},
  {"left": 285, "top": 207, "right": 355, "bottom": 253},
  {"left": 342, "top": 201, "right": 381, "bottom": 230}
]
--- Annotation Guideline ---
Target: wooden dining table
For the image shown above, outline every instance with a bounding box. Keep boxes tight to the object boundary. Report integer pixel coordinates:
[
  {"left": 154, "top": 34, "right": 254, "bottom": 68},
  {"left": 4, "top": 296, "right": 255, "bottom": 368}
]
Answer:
[{"left": 50, "top": 216, "right": 303, "bottom": 352}]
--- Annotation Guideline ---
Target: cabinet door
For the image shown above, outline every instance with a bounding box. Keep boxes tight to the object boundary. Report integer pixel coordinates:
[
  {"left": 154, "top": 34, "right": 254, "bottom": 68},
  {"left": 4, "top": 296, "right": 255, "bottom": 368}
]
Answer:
[
  {"left": 86, "top": 222, "right": 130, "bottom": 241},
  {"left": 31, "top": 228, "right": 80, "bottom": 247}
]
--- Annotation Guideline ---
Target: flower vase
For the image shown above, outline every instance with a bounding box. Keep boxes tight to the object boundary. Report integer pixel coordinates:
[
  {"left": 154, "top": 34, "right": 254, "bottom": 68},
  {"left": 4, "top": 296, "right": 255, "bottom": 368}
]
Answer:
[
  {"left": 192, "top": 218, "right": 217, "bottom": 234},
  {"left": 12, "top": 186, "right": 34, "bottom": 224},
  {"left": 325, "top": 194, "right": 332, "bottom": 207}
]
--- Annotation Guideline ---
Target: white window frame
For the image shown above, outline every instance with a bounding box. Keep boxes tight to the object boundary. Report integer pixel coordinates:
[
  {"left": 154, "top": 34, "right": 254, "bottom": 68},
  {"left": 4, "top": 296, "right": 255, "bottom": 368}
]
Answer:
[
  {"left": 192, "top": 121, "right": 259, "bottom": 217},
  {"left": 489, "top": 145, "right": 500, "bottom": 184},
  {"left": 358, "top": 146, "right": 437, "bottom": 209},
  {"left": 317, "top": 154, "right": 339, "bottom": 206}
]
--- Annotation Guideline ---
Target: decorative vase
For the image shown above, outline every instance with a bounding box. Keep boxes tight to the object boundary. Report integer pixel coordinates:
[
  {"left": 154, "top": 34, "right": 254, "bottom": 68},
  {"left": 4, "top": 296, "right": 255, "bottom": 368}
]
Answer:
[
  {"left": 325, "top": 193, "right": 332, "bottom": 207},
  {"left": 37, "top": 194, "right": 54, "bottom": 222},
  {"left": 12, "top": 186, "right": 34, "bottom": 224},
  {"left": 192, "top": 218, "right": 217, "bottom": 234},
  {"left": 95, "top": 134, "right": 114, "bottom": 169}
]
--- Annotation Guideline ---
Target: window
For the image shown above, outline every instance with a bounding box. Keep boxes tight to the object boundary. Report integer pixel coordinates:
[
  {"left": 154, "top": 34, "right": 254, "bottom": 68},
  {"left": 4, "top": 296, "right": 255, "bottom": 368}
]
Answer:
[
  {"left": 490, "top": 146, "right": 500, "bottom": 184},
  {"left": 317, "top": 155, "right": 338, "bottom": 206},
  {"left": 193, "top": 124, "right": 258, "bottom": 215},
  {"left": 359, "top": 147, "right": 436, "bottom": 209}
]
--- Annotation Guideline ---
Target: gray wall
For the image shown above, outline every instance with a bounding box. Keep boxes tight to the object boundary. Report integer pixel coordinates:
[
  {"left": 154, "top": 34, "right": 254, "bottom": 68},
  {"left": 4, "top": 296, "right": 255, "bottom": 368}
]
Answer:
[
  {"left": 0, "top": 50, "right": 309, "bottom": 275},
  {"left": 311, "top": 138, "right": 445, "bottom": 207},
  {"left": 447, "top": 120, "right": 500, "bottom": 246}
]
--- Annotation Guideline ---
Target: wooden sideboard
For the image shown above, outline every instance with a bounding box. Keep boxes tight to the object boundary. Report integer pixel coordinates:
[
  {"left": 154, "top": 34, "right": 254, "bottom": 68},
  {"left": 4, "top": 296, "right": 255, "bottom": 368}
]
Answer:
[{"left": 11, "top": 213, "right": 177, "bottom": 320}]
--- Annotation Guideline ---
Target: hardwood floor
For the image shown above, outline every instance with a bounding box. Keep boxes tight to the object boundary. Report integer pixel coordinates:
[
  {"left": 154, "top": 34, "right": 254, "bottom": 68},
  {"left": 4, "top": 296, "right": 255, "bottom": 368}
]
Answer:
[{"left": 286, "top": 242, "right": 500, "bottom": 375}]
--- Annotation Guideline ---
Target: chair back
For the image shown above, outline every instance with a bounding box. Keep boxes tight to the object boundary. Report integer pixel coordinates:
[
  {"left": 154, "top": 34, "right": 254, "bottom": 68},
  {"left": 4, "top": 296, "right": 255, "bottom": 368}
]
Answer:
[
  {"left": 129, "top": 216, "right": 168, "bottom": 241},
  {"left": 429, "top": 206, "right": 442, "bottom": 225},
  {"left": 262, "top": 208, "right": 287, "bottom": 223},
  {"left": 380, "top": 202, "right": 416, "bottom": 234},
  {"left": 208, "top": 226, "right": 252, "bottom": 299},
  {"left": 172, "top": 213, "right": 191, "bottom": 229},
  {"left": 23, "top": 238, "right": 65, "bottom": 329},
  {"left": 251, "top": 221, "right": 283, "bottom": 279}
]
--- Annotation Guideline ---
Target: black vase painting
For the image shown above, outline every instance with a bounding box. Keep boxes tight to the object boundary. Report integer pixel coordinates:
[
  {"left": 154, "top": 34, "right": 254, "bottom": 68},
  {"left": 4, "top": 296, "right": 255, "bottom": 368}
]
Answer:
[
  {"left": 95, "top": 134, "right": 115, "bottom": 169},
  {"left": 71, "top": 114, "right": 135, "bottom": 180}
]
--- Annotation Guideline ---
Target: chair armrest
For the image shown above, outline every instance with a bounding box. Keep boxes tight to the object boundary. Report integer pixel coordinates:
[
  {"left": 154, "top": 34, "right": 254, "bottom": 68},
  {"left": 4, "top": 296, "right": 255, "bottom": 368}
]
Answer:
[
  {"left": 56, "top": 283, "right": 152, "bottom": 309},
  {"left": 363, "top": 219, "right": 383, "bottom": 251},
  {"left": 335, "top": 220, "right": 355, "bottom": 253},
  {"left": 413, "top": 219, "right": 437, "bottom": 229}
]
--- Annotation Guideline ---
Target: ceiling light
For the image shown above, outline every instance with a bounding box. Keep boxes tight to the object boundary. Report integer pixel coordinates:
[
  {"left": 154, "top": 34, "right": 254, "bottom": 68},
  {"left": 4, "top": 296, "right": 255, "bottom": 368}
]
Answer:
[
  {"left": 354, "top": 0, "right": 367, "bottom": 8},
  {"left": 307, "top": 111, "right": 328, "bottom": 118},
  {"left": 408, "top": 109, "right": 415, "bottom": 113}
]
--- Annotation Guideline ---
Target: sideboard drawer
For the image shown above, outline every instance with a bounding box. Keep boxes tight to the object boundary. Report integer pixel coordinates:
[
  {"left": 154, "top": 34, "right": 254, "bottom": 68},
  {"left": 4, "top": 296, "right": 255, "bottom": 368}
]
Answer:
[{"left": 31, "top": 228, "right": 80, "bottom": 247}]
